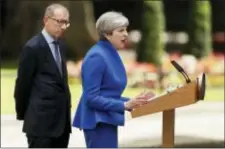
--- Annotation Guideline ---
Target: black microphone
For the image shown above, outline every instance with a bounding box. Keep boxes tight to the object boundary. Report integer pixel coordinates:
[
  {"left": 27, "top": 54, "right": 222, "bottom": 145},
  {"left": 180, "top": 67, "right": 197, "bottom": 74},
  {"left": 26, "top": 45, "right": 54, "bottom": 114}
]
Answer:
[{"left": 171, "top": 60, "right": 191, "bottom": 83}]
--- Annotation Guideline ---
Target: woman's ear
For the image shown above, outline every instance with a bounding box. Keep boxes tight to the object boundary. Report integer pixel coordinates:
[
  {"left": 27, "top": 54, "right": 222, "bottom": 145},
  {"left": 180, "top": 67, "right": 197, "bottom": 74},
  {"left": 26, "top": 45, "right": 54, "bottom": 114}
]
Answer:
[{"left": 104, "top": 33, "right": 111, "bottom": 41}]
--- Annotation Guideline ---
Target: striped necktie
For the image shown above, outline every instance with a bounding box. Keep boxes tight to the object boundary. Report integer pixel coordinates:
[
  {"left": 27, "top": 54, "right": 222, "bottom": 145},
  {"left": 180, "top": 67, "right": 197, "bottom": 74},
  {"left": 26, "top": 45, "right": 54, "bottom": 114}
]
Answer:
[{"left": 53, "top": 41, "right": 62, "bottom": 76}]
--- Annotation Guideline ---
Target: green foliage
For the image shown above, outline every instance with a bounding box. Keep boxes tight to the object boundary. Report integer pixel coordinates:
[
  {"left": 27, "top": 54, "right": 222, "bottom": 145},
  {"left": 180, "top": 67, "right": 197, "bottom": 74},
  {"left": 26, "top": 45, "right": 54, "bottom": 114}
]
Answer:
[
  {"left": 185, "top": 0, "right": 212, "bottom": 58},
  {"left": 136, "top": 1, "right": 165, "bottom": 66}
]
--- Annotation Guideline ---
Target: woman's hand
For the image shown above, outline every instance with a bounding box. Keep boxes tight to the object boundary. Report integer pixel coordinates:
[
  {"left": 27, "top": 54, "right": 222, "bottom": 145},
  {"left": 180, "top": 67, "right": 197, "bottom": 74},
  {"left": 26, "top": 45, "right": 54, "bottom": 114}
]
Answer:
[{"left": 124, "top": 91, "right": 155, "bottom": 111}]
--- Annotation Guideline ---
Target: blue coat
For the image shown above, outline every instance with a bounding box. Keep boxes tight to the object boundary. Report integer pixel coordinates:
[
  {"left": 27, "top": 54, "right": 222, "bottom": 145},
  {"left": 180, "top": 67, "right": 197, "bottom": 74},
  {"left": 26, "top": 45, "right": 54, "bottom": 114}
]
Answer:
[{"left": 72, "top": 40, "right": 129, "bottom": 129}]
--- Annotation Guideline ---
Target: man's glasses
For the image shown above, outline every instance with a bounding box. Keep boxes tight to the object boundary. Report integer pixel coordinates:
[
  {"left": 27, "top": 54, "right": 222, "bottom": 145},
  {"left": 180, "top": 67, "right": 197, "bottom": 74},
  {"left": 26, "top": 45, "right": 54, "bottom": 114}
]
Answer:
[{"left": 49, "top": 17, "right": 70, "bottom": 28}]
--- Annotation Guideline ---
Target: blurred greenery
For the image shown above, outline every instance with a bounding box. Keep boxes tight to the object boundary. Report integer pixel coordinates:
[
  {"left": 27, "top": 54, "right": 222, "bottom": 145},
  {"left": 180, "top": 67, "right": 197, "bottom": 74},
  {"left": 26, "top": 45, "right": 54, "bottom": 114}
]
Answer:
[
  {"left": 1, "top": 68, "right": 224, "bottom": 114},
  {"left": 137, "top": 0, "right": 165, "bottom": 66},
  {"left": 2, "top": 0, "right": 224, "bottom": 65},
  {"left": 185, "top": 0, "right": 212, "bottom": 58}
]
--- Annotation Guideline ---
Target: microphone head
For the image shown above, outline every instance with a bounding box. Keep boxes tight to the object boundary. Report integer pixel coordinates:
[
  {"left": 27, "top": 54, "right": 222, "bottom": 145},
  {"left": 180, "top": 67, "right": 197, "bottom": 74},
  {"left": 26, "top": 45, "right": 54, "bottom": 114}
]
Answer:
[
  {"left": 171, "top": 60, "right": 191, "bottom": 83},
  {"left": 171, "top": 60, "right": 184, "bottom": 72}
]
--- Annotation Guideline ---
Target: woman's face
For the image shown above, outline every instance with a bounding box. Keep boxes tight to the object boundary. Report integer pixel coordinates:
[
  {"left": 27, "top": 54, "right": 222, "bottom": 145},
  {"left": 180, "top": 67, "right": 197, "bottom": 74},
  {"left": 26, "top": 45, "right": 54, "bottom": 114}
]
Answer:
[{"left": 105, "top": 26, "right": 128, "bottom": 49}]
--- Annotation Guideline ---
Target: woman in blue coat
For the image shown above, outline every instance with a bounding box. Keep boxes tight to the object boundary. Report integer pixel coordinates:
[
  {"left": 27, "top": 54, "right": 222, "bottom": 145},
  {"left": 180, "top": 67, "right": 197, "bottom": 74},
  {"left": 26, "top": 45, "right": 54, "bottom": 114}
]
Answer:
[{"left": 73, "top": 11, "right": 155, "bottom": 148}]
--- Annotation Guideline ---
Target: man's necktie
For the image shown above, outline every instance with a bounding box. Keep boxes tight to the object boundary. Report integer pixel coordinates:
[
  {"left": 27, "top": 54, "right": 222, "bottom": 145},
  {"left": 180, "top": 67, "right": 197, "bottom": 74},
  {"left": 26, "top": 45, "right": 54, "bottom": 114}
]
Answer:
[{"left": 53, "top": 41, "right": 62, "bottom": 76}]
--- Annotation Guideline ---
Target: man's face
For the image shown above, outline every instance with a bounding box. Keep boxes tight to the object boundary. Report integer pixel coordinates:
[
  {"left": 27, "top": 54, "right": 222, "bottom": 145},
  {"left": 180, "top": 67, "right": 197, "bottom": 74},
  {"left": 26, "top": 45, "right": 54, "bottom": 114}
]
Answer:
[{"left": 44, "top": 8, "right": 70, "bottom": 39}]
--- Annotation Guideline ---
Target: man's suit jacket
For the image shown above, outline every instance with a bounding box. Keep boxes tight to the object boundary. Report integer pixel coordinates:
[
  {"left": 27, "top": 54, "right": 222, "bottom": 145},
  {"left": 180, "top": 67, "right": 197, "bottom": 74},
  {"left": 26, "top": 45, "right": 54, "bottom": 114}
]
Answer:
[
  {"left": 14, "top": 32, "right": 71, "bottom": 137},
  {"left": 73, "top": 40, "right": 129, "bottom": 129}
]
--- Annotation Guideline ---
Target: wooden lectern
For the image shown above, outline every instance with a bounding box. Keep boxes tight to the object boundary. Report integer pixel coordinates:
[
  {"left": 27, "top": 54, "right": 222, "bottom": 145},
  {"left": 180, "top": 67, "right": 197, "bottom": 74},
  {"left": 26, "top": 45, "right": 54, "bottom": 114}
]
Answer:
[{"left": 131, "top": 61, "right": 206, "bottom": 148}]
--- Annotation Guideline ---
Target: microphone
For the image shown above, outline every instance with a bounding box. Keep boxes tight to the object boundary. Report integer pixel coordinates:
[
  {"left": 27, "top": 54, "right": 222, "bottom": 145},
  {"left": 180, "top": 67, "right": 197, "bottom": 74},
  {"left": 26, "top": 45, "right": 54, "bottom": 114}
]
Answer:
[{"left": 171, "top": 60, "right": 191, "bottom": 83}]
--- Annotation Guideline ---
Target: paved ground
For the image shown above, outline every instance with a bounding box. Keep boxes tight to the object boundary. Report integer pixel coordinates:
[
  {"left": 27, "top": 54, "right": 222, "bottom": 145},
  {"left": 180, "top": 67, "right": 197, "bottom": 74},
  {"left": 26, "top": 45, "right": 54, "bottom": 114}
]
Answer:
[{"left": 1, "top": 101, "right": 224, "bottom": 147}]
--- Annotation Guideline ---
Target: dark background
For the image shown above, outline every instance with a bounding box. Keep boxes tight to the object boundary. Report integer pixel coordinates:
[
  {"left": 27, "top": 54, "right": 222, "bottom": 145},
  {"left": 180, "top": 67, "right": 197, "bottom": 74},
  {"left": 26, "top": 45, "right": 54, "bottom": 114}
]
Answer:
[{"left": 1, "top": 0, "right": 224, "bottom": 59}]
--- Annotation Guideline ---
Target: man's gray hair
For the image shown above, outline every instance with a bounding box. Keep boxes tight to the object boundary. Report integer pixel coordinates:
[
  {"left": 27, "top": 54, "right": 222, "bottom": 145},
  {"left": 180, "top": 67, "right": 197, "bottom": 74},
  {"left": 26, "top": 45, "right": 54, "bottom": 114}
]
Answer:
[
  {"left": 96, "top": 11, "right": 129, "bottom": 40},
  {"left": 44, "top": 3, "right": 69, "bottom": 17}
]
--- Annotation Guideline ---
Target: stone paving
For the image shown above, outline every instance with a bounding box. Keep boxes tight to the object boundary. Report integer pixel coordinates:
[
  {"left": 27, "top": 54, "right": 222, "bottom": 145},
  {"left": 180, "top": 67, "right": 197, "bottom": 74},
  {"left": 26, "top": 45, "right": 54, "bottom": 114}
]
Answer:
[{"left": 1, "top": 101, "right": 224, "bottom": 147}]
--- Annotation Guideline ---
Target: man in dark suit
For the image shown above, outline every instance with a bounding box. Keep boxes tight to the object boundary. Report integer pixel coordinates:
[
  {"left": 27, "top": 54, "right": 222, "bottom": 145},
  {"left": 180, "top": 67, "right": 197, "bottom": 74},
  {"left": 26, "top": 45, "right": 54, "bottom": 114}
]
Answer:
[{"left": 14, "top": 3, "right": 71, "bottom": 148}]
